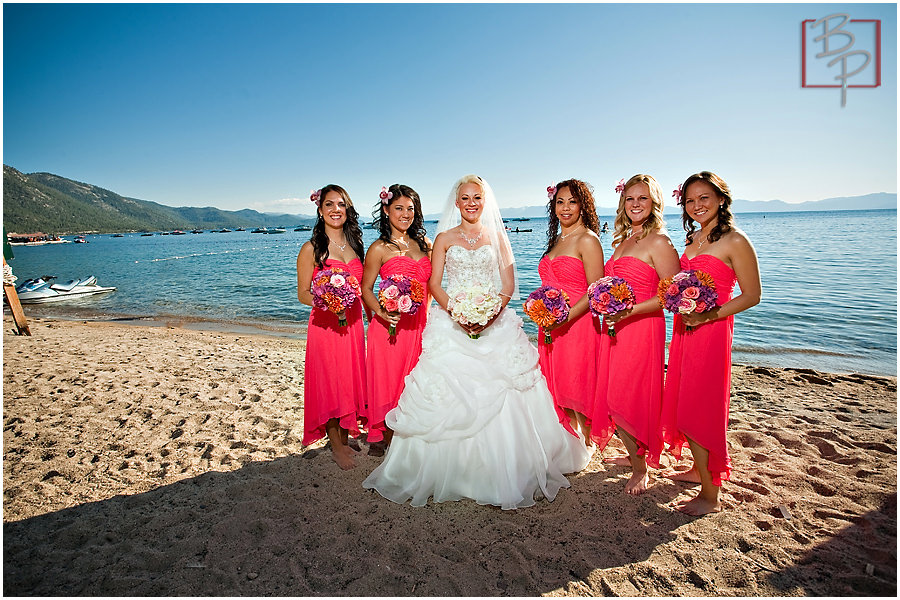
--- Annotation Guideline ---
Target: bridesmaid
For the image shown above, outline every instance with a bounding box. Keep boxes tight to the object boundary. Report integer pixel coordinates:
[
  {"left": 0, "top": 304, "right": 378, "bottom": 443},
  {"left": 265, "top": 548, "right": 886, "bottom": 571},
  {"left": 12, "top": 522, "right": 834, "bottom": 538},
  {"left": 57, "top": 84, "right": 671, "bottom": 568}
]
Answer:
[
  {"left": 538, "top": 179, "right": 605, "bottom": 446},
  {"left": 599, "top": 175, "right": 680, "bottom": 495},
  {"left": 296, "top": 184, "right": 367, "bottom": 470},
  {"left": 660, "top": 171, "right": 761, "bottom": 515},
  {"left": 361, "top": 184, "right": 432, "bottom": 456}
]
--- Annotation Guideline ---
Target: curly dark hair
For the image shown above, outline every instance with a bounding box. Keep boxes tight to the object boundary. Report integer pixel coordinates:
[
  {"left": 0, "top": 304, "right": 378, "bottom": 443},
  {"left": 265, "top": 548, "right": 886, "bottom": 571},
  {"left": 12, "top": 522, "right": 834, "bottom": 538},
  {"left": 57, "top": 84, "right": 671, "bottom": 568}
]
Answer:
[
  {"left": 544, "top": 178, "right": 600, "bottom": 256},
  {"left": 310, "top": 184, "right": 365, "bottom": 269},
  {"left": 371, "top": 184, "right": 429, "bottom": 254},
  {"left": 680, "top": 171, "right": 735, "bottom": 246}
]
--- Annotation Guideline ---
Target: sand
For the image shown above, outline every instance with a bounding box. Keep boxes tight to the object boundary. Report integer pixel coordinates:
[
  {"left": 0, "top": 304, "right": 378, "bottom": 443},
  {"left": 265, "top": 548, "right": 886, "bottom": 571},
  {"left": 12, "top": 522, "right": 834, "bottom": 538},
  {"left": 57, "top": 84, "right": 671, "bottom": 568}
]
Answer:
[{"left": 2, "top": 316, "right": 896, "bottom": 596}]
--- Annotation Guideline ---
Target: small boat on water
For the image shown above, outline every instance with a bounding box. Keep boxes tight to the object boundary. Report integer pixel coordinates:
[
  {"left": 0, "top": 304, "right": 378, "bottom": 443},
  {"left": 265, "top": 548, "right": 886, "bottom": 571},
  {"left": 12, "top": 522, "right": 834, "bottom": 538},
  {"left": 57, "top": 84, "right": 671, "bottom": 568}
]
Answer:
[
  {"left": 140, "top": 233, "right": 153, "bottom": 237},
  {"left": 14, "top": 275, "right": 116, "bottom": 304},
  {"left": 294, "top": 225, "right": 312, "bottom": 231},
  {"left": 191, "top": 229, "right": 204, "bottom": 234},
  {"left": 251, "top": 227, "right": 268, "bottom": 233},
  {"left": 236, "top": 227, "right": 246, "bottom": 232},
  {"left": 74, "top": 235, "right": 88, "bottom": 243},
  {"left": 112, "top": 234, "right": 125, "bottom": 238},
  {"left": 266, "top": 228, "right": 287, "bottom": 234},
  {"left": 170, "top": 230, "right": 187, "bottom": 235}
]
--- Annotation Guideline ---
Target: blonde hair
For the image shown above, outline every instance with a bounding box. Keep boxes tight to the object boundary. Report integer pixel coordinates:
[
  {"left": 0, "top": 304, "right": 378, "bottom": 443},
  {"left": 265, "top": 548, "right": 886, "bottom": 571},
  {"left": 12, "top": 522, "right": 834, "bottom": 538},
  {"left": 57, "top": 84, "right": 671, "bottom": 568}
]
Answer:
[{"left": 612, "top": 174, "right": 666, "bottom": 248}]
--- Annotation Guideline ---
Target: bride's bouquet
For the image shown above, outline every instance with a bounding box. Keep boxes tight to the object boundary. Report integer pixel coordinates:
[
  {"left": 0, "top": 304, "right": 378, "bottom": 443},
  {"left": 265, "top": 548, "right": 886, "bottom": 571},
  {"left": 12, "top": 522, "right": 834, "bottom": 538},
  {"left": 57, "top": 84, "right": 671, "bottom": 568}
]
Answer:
[
  {"left": 378, "top": 274, "right": 426, "bottom": 336},
  {"left": 448, "top": 283, "right": 502, "bottom": 339},
  {"left": 587, "top": 276, "right": 636, "bottom": 338},
  {"left": 524, "top": 286, "right": 570, "bottom": 345},
  {"left": 657, "top": 269, "right": 718, "bottom": 332},
  {"left": 311, "top": 267, "right": 362, "bottom": 327}
]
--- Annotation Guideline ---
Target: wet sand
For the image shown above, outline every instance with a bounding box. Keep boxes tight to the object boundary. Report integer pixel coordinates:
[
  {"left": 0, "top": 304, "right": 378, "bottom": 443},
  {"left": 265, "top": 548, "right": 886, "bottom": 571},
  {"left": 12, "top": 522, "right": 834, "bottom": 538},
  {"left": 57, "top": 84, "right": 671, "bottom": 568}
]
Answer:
[{"left": 3, "top": 316, "right": 896, "bottom": 595}]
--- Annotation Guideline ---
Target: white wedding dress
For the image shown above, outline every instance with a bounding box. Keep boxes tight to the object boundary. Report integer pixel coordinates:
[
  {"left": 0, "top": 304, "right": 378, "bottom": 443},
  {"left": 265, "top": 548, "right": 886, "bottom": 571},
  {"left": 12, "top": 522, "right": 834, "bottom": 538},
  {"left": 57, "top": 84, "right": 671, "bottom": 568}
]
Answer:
[{"left": 362, "top": 245, "right": 591, "bottom": 510}]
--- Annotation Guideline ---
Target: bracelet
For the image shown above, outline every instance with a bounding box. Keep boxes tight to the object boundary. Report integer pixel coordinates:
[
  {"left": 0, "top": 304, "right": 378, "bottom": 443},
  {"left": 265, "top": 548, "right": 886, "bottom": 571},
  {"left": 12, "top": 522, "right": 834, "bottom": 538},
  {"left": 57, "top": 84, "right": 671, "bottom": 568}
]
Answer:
[{"left": 498, "top": 292, "right": 511, "bottom": 299}]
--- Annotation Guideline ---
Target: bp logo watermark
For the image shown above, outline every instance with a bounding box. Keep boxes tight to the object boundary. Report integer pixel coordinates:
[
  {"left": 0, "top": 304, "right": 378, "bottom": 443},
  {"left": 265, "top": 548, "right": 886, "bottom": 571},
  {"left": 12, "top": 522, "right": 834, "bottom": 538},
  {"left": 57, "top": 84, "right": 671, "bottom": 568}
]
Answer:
[{"left": 802, "top": 14, "right": 881, "bottom": 106}]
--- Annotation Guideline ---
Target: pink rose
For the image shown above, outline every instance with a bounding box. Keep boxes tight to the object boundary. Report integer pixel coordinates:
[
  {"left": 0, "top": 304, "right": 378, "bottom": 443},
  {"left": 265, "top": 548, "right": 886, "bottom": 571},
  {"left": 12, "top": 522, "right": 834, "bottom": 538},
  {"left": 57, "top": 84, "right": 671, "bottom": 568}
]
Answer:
[
  {"left": 667, "top": 283, "right": 680, "bottom": 296},
  {"left": 598, "top": 292, "right": 611, "bottom": 304},
  {"left": 682, "top": 286, "right": 700, "bottom": 299},
  {"left": 545, "top": 289, "right": 560, "bottom": 299},
  {"left": 524, "top": 299, "right": 534, "bottom": 311},
  {"left": 383, "top": 285, "right": 400, "bottom": 300},
  {"left": 397, "top": 295, "right": 413, "bottom": 312},
  {"left": 330, "top": 274, "right": 346, "bottom": 287},
  {"left": 473, "top": 295, "right": 485, "bottom": 306},
  {"left": 695, "top": 301, "right": 707, "bottom": 312},
  {"left": 384, "top": 298, "right": 399, "bottom": 312},
  {"left": 672, "top": 272, "right": 689, "bottom": 282},
  {"left": 455, "top": 292, "right": 466, "bottom": 303},
  {"left": 677, "top": 298, "right": 697, "bottom": 314}
]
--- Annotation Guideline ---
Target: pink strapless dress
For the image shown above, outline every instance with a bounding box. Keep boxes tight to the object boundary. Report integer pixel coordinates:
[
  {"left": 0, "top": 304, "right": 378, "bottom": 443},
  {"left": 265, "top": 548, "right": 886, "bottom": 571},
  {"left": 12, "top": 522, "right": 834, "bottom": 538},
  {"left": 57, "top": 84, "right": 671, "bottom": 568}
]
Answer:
[
  {"left": 537, "top": 255, "right": 605, "bottom": 433},
  {"left": 302, "top": 258, "right": 366, "bottom": 446},
  {"left": 600, "top": 256, "right": 666, "bottom": 467},
  {"left": 365, "top": 255, "right": 432, "bottom": 443},
  {"left": 660, "top": 254, "right": 737, "bottom": 485}
]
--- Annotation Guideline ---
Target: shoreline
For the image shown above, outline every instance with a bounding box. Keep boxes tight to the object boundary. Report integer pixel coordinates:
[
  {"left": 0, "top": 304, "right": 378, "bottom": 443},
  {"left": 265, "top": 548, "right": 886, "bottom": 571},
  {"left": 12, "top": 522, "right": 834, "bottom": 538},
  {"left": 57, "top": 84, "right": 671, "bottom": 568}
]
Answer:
[
  {"left": 6, "top": 307, "right": 895, "bottom": 377},
  {"left": 3, "top": 315, "right": 897, "bottom": 595}
]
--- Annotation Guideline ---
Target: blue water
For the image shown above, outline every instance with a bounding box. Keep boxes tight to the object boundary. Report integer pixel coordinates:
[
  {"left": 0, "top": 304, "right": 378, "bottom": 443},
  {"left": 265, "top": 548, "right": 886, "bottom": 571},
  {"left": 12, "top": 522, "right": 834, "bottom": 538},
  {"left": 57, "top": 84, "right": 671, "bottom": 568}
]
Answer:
[{"left": 6, "top": 210, "right": 897, "bottom": 376}]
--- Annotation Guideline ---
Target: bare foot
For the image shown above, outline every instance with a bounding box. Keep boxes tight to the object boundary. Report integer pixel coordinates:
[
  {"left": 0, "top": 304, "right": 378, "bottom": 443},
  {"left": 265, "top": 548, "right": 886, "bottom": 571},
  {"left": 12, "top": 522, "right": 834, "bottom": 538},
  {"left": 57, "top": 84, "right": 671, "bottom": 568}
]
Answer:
[
  {"left": 331, "top": 447, "right": 356, "bottom": 470},
  {"left": 624, "top": 471, "right": 651, "bottom": 495},
  {"left": 675, "top": 494, "right": 721, "bottom": 515},
  {"left": 663, "top": 467, "right": 702, "bottom": 483},
  {"left": 603, "top": 455, "right": 632, "bottom": 466}
]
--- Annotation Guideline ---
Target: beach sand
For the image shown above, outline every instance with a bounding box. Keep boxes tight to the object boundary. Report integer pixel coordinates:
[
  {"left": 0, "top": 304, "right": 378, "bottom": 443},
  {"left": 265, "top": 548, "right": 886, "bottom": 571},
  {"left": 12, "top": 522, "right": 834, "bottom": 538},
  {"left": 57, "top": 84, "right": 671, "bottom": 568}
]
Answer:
[{"left": 3, "top": 316, "right": 896, "bottom": 596}]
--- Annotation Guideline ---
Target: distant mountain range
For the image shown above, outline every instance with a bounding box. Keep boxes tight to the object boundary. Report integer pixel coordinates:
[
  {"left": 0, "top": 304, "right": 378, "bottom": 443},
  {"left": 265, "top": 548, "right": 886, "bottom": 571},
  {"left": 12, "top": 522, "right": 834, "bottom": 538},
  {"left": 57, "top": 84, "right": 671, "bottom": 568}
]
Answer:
[
  {"left": 462, "top": 192, "right": 895, "bottom": 220},
  {"left": 3, "top": 165, "right": 895, "bottom": 234},
  {"left": 2, "top": 165, "right": 315, "bottom": 234}
]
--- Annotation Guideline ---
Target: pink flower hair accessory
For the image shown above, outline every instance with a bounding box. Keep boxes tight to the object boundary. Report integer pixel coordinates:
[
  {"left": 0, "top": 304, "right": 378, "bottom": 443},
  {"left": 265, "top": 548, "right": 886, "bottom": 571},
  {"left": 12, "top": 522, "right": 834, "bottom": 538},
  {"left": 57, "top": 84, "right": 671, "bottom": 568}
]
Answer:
[
  {"left": 379, "top": 186, "right": 393, "bottom": 205},
  {"left": 546, "top": 185, "right": 557, "bottom": 200},
  {"left": 614, "top": 178, "right": 625, "bottom": 194},
  {"left": 310, "top": 189, "right": 322, "bottom": 206},
  {"left": 672, "top": 184, "right": 683, "bottom": 205}
]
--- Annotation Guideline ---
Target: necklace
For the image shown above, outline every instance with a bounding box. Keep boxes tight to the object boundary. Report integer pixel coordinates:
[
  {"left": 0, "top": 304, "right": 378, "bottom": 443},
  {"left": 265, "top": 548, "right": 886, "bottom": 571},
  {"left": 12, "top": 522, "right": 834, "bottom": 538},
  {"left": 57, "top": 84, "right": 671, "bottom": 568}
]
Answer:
[
  {"left": 627, "top": 227, "right": 642, "bottom": 239},
  {"left": 697, "top": 229, "right": 714, "bottom": 248},
  {"left": 458, "top": 228, "right": 483, "bottom": 247},
  {"left": 328, "top": 237, "right": 347, "bottom": 252},
  {"left": 559, "top": 225, "right": 583, "bottom": 241},
  {"left": 391, "top": 236, "right": 409, "bottom": 248}
]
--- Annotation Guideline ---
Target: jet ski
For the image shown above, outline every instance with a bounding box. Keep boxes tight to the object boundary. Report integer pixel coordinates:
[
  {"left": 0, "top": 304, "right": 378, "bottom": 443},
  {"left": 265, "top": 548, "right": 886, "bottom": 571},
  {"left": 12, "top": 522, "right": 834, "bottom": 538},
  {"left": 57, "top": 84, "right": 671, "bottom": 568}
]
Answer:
[{"left": 15, "top": 276, "right": 117, "bottom": 304}]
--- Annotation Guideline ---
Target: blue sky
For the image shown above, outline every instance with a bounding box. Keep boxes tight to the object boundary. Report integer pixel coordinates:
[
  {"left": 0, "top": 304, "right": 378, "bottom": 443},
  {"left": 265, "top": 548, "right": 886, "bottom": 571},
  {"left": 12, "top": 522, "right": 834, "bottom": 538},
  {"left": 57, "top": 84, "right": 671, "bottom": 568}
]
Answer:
[{"left": 3, "top": 3, "right": 897, "bottom": 217}]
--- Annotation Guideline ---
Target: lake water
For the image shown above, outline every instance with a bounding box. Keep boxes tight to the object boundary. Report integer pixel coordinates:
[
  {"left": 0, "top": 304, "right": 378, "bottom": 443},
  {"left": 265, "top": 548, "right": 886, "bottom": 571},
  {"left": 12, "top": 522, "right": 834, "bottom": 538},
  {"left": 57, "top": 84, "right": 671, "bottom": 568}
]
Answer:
[{"left": 6, "top": 210, "right": 897, "bottom": 376}]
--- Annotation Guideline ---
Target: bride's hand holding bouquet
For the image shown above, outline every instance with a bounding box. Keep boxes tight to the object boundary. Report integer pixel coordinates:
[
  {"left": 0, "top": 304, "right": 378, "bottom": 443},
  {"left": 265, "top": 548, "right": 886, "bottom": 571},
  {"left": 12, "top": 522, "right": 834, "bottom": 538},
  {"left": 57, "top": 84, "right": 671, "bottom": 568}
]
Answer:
[{"left": 447, "top": 283, "right": 502, "bottom": 339}]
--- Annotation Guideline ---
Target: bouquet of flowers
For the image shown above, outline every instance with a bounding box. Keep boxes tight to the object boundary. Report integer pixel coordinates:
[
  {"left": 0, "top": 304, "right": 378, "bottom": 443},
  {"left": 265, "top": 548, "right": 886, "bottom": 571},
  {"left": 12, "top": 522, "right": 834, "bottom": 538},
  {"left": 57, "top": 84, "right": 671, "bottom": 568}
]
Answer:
[
  {"left": 524, "top": 286, "right": 570, "bottom": 345},
  {"left": 657, "top": 269, "right": 718, "bottom": 332},
  {"left": 447, "top": 283, "right": 502, "bottom": 339},
  {"left": 587, "top": 276, "right": 636, "bottom": 338},
  {"left": 311, "top": 267, "right": 362, "bottom": 327},
  {"left": 378, "top": 274, "right": 426, "bottom": 336}
]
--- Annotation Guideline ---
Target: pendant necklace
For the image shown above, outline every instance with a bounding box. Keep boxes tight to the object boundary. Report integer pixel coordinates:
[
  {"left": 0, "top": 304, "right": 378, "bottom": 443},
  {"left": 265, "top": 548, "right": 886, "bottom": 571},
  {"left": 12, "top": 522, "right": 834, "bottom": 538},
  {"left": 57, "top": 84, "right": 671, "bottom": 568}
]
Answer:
[
  {"left": 391, "top": 236, "right": 409, "bottom": 248},
  {"left": 329, "top": 237, "right": 347, "bottom": 252},
  {"left": 459, "top": 229, "right": 483, "bottom": 247}
]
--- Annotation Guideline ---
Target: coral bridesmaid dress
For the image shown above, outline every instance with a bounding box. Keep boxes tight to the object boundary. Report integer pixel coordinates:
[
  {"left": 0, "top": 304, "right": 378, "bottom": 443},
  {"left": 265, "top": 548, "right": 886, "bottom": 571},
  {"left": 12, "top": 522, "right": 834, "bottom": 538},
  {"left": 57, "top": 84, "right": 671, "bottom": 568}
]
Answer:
[
  {"left": 537, "top": 255, "right": 605, "bottom": 436},
  {"left": 660, "top": 254, "right": 737, "bottom": 485},
  {"left": 365, "top": 255, "right": 432, "bottom": 443},
  {"left": 302, "top": 258, "right": 366, "bottom": 446},
  {"left": 601, "top": 256, "right": 667, "bottom": 466}
]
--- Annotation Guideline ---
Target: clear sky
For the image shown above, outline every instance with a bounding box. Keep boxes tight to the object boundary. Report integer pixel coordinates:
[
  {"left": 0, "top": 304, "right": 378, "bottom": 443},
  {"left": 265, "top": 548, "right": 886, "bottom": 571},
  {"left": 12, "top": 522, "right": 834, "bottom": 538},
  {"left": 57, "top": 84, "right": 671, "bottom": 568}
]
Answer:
[{"left": 3, "top": 3, "right": 897, "bottom": 217}]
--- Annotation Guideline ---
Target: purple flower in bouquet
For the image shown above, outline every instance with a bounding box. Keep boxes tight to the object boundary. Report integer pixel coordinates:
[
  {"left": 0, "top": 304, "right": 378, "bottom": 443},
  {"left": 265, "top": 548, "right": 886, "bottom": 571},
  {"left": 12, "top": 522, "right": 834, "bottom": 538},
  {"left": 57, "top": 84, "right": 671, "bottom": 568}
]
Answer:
[
  {"left": 524, "top": 286, "right": 570, "bottom": 345},
  {"left": 378, "top": 274, "right": 426, "bottom": 336},
  {"left": 311, "top": 267, "right": 361, "bottom": 326},
  {"left": 587, "top": 276, "right": 636, "bottom": 338},
  {"left": 657, "top": 269, "right": 718, "bottom": 331}
]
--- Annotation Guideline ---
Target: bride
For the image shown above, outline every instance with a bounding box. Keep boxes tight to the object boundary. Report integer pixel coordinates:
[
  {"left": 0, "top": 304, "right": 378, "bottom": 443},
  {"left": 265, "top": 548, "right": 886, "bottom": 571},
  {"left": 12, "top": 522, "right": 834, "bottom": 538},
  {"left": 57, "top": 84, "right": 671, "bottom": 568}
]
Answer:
[{"left": 362, "top": 174, "right": 591, "bottom": 510}]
